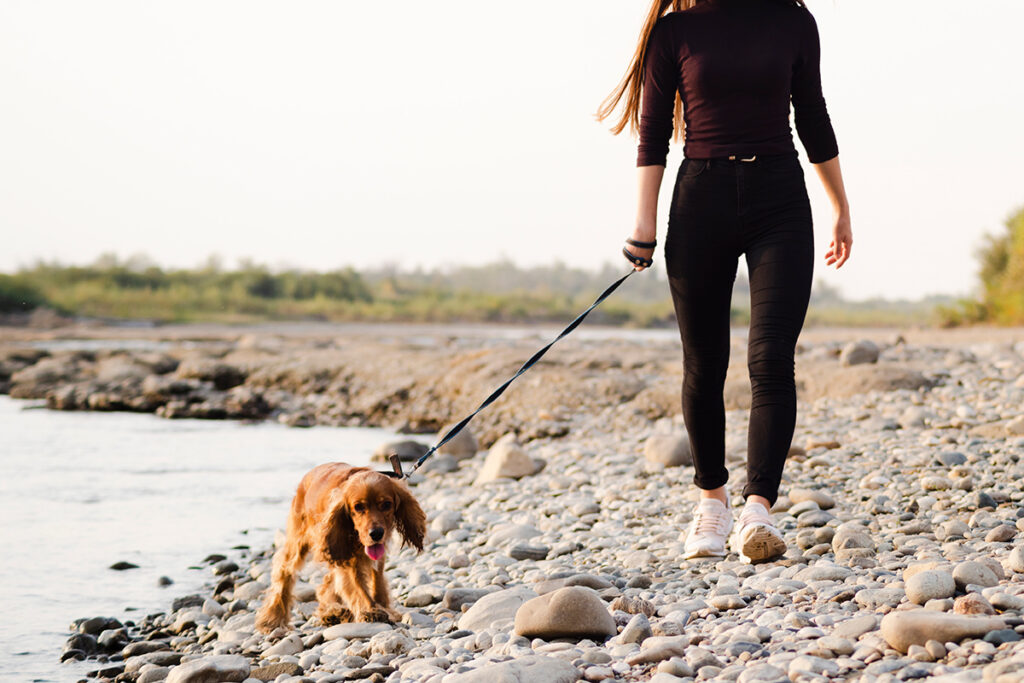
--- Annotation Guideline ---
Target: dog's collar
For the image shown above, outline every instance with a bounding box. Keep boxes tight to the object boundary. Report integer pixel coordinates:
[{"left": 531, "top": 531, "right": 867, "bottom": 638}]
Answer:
[{"left": 377, "top": 453, "right": 406, "bottom": 480}]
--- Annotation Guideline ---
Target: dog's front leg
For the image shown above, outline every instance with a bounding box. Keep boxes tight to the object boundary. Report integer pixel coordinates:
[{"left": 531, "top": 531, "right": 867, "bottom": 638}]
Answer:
[
  {"left": 340, "top": 561, "right": 392, "bottom": 623},
  {"left": 315, "top": 570, "right": 353, "bottom": 625},
  {"left": 371, "top": 563, "right": 401, "bottom": 622}
]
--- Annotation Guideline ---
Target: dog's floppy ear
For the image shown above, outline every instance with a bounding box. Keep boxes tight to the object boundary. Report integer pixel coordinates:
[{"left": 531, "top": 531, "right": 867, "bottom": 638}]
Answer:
[
  {"left": 393, "top": 480, "right": 426, "bottom": 551},
  {"left": 318, "top": 492, "right": 359, "bottom": 563}
]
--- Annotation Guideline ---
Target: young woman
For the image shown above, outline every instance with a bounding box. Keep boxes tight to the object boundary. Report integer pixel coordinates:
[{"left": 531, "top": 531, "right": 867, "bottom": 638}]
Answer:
[{"left": 598, "top": 0, "right": 852, "bottom": 563}]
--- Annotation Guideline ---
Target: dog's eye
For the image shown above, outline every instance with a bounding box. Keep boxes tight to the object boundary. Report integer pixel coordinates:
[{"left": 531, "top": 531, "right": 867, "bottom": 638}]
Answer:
[
  {"left": 353, "top": 503, "right": 366, "bottom": 513},
  {"left": 379, "top": 500, "right": 392, "bottom": 511}
]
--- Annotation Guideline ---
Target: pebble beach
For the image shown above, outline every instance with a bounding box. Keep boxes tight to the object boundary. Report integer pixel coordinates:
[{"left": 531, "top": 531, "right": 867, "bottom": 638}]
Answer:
[{"left": 6, "top": 324, "right": 1024, "bottom": 682}]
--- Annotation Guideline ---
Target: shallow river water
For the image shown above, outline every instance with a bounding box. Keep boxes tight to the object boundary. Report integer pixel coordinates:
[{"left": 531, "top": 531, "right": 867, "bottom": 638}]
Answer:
[{"left": 0, "top": 395, "right": 397, "bottom": 682}]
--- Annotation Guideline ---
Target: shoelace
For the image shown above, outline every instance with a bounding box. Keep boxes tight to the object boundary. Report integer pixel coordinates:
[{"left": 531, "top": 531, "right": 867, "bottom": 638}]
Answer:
[{"left": 693, "top": 506, "right": 730, "bottom": 534}]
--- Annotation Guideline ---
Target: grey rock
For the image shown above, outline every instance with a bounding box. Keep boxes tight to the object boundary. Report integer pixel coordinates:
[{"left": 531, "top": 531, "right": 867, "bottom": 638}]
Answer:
[
  {"left": 249, "top": 662, "right": 304, "bottom": 681},
  {"left": 1008, "top": 546, "right": 1024, "bottom": 573},
  {"left": 985, "top": 525, "right": 1016, "bottom": 542},
  {"left": 936, "top": 451, "right": 968, "bottom": 467},
  {"left": 372, "top": 439, "right": 429, "bottom": 463},
  {"left": 444, "top": 588, "right": 494, "bottom": 611},
  {"left": 626, "top": 635, "right": 690, "bottom": 666},
  {"left": 435, "top": 421, "right": 478, "bottom": 460},
  {"left": 619, "top": 613, "right": 652, "bottom": 644},
  {"left": 840, "top": 340, "right": 879, "bottom": 366},
  {"left": 165, "top": 655, "right": 249, "bottom": 683},
  {"left": 831, "top": 614, "right": 879, "bottom": 639},
  {"left": 737, "top": 664, "right": 788, "bottom": 683},
  {"left": 138, "top": 668, "right": 171, "bottom": 683},
  {"left": 952, "top": 561, "right": 999, "bottom": 589},
  {"left": 508, "top": 544, "right": 549, "bottom": 561},
  {"left": 788, "top": 488, "right": 836, "bottom": 510},
  {"left": 513, "top": 586, "right": 615, "bottom": 640},
  {"left": 405, "top": 584, "right": 443, "bottom": 607},
  {"left": 439, "top": 655, "right": 580, "bottom": 682},
  {"left": 880, "top": 611, "right": 1007, "bottom": 652},
  {"left": 906, "top": 569, "right": 956, "bottom": 605},
  {"left": 643, "top": 434, "right": 692, "bottom": 467}
]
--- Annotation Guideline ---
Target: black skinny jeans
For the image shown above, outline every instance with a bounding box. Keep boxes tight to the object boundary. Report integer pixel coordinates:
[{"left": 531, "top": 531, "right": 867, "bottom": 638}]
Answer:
[{"left": 664, "top": 152, "right": 813, "bottom": 506}]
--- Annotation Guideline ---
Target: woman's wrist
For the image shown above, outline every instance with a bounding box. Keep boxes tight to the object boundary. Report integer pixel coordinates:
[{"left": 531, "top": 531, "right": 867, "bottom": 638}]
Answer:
[{"left": 632, "top": 224, "right": 657, "bottom": 240}]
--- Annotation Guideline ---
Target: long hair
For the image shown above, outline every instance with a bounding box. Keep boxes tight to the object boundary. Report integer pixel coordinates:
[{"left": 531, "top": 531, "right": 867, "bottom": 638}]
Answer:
[
  {"left": 596, "top": 0, "right": 805, "bottom": 140},
  {"left": 595, "top": 0, "right": 692, "bottom": 141}
]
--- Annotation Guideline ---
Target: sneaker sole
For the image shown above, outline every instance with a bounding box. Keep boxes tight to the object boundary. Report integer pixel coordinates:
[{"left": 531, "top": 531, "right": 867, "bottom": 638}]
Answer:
[
  {"left": 683, "top": 547, "right": 727, "bottom": 560},
  {"left": 738, "top": 525, "right": 787, "bottom": 563}
]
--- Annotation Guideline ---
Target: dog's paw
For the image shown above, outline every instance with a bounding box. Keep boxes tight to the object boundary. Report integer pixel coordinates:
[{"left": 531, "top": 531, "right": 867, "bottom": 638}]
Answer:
[
  {"left": 317, "top": 606, "right": 353, "bottom": 625},
  {"left": 358, "top": 607, "right": 393, "bottom": 623}
]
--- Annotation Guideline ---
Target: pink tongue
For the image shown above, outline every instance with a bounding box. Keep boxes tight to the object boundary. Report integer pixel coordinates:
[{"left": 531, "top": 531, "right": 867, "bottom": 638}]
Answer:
[{"left": 365, "top": 544, "right": 385, "bottom": 561}]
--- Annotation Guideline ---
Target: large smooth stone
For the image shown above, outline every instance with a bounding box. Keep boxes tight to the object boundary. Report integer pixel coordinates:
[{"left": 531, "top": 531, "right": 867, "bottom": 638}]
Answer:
[
  {"left": 840, "top": 340, "right": 879, "bottom": 366},
  {"left": 440, "top": 655, "right": 580, "bottom": 682},
  {"left": 905, "top": 569, "right": 956, "bottom": 605},
  {"left": 880, "top": 611, "right": 1007, "bottom": 653},
  {"left": 322, "top": 622, "right": 392, "bottom": 640},
  {"left": 436, "top": 422, "right": 478, "bottom": 460},
  {"left": 166, "top": 655, "right": 250, "bottom": 683},
  {"left": 513, "top": 586, "right": 615, "bottom": 640},
  {"left": 643, "top": 435, "right": 692, "bottom": 467},
  {"left": 372, "top": 439, "right": 428, "bottom": 463},
  {"left": 788, "top": 488, "right": 836, "bottom": 510},
  {"left": 474, "top": 435, "right": 542, "bottom": 483},
  {"left": 952, "top": 561, "right": 999, "bottom": 589},
  {"left": 459, "top": 586, "right": 538, "bottom": 632}
]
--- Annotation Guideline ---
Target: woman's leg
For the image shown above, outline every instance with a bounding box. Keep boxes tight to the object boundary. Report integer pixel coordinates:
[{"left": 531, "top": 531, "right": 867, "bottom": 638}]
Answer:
[
  {"left": 740, "top": 165, "right": 815, "bottom": 506},
  {"left": 665, "top": 160, "right": 741, "bottom": 497}
]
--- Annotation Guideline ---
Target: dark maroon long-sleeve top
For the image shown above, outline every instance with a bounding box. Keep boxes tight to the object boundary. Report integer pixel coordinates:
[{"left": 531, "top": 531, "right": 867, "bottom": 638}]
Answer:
[{"left": 637, "top": 0, "right": 839, "bottom": 166}]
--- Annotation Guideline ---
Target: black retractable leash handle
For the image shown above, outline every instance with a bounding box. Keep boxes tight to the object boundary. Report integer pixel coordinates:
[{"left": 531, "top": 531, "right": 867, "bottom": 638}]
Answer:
[{"left": 378, "top": 266, "right": 641, "bottom": 480}]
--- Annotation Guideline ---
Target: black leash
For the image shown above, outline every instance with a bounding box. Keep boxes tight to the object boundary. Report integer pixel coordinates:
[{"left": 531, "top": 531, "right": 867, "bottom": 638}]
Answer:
[{"left": 382, "top": 268, "right": 638, "bottom": 480}]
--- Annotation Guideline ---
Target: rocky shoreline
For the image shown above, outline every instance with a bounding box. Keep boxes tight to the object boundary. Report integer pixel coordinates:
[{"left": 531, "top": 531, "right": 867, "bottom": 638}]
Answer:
[{"left": 7, "top": 325, "right": 1024, "bottom": 682}]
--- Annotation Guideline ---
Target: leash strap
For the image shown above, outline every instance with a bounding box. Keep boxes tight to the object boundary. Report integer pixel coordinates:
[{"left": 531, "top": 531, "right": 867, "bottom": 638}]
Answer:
[{"left": 407, "top": 268, "right": 636, "bottom": 476}]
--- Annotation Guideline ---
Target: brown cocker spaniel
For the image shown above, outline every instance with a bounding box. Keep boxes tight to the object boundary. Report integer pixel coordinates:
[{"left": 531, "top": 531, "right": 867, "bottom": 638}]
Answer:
[{"left": 255, "top": 463, "right": 426, "bottom": 632}]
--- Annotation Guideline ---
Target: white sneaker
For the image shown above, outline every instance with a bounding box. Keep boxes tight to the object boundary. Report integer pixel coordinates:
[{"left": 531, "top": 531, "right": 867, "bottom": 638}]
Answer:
[
  {"left": 683, "top": 498, "right": 733, "bottom": 559},
  {"left": 732, "top": 500, "right": 786, "bottom": 563}
]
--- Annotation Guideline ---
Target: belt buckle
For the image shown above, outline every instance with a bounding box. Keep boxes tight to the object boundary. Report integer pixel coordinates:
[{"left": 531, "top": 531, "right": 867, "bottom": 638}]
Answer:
[{"left": 727, "top": 154, "right": 757, "bottom": 163}]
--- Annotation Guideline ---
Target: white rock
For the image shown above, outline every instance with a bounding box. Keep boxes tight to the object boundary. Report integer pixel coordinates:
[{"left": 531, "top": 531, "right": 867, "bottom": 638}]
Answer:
[
  {"left": 459, "top": 586, "right": 538, "bottom": 632},
  {"left": 905, "top": 569, "right": 956, "bottom": 605},
  {"left": 322, "top": 622, "right": 392, "bottom": 641},
  {"left": 474, "top": 434, "right": 542, "bottom": 484},
  {"left": 165, "top": 655, "right": 249, "bottom": 683},
  {"left": 440, "top": 654, "right": 580, "bottom": 682},
  {"left": 262, "top": 633, "right": 303, "bottom": 656}
]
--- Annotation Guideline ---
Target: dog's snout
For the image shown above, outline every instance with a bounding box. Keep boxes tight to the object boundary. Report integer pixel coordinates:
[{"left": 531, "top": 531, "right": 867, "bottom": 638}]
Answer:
[{"left": 370, "top": 527, "right": 385, "bottom": 543}]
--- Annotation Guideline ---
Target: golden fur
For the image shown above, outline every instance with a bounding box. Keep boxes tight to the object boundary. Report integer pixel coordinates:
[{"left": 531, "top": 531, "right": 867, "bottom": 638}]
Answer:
[{"left": 255, "top": 463, "right": 426, "bottom": 632}]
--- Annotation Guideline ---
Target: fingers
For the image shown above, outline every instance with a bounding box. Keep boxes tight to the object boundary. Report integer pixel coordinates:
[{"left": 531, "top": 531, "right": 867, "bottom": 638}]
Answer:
[{"left": 824, "top": 231, "right": 853, "bottom": 269}]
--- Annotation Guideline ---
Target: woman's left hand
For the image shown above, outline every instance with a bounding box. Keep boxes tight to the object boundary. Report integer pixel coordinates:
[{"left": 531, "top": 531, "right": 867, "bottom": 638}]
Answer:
[{"left": 824, "top": 211, "right": 852, "bottom": 268}]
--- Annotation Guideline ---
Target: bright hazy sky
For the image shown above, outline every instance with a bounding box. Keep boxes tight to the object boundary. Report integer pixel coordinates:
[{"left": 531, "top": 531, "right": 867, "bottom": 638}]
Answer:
[{"left": 2, "top": 1, "right": 1023, "bottom": 301}]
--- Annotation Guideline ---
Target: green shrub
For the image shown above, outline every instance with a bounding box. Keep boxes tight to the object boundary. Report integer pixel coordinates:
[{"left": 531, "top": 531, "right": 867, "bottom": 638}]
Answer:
[{"left": 0, "top": 274, "right": 48, "bottom": 313}]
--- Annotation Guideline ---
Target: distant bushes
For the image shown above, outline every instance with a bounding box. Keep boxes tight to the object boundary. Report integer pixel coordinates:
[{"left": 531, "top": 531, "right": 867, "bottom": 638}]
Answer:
[
  {"left": 938, "top": 205, "right": 1024, "bottom": 326},
  {"left": 0, "top": 274, "right": 49, "bottom": 313},
  {"left": 2, "top": 253, "right": 949, "bottom": 327},
  {"left": 3, "top": 256, "right": 675, "bottom": 325},
  {"left": 11, "top": 257, "right": 372, "bottom": 322}
]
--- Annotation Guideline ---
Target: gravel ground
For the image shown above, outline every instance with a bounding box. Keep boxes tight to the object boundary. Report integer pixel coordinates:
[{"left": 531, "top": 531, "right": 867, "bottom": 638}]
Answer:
[{"left": 25, "top": 327, "right": 1024, "bottom": 683}]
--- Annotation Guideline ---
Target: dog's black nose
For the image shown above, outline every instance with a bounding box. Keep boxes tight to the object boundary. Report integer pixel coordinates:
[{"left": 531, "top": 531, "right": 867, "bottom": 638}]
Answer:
[{"left": 370, "top": 527, "right": 385, "bottom": 542}]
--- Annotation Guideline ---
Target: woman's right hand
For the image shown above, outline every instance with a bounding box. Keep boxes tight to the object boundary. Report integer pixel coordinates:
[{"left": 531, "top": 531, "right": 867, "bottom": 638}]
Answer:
[{"left": 623, "top": 228, "right": 656, "bottom": 271}]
